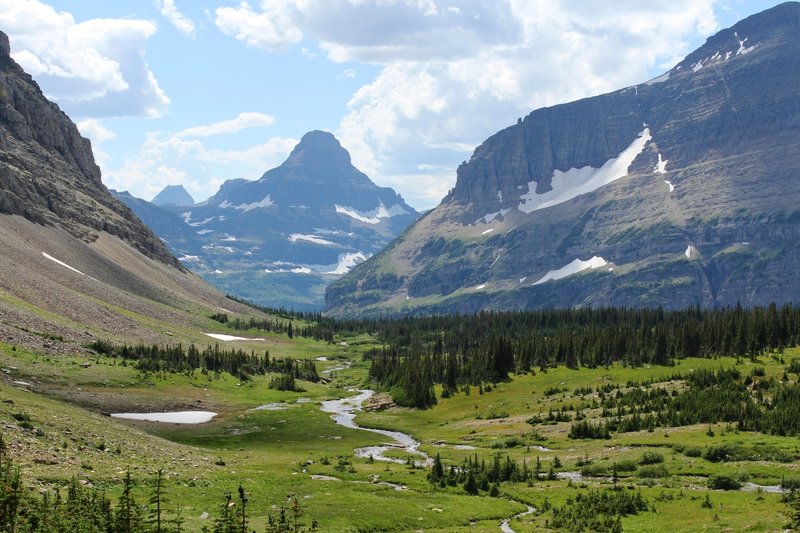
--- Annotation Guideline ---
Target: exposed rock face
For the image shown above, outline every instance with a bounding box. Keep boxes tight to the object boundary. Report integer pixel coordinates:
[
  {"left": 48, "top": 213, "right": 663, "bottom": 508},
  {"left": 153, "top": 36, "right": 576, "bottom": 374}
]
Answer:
[
  {"left": 123, "top": 131, "right": 419, "bottom": 310},
  {"left": 326, "top": 3, "right": 800, "bottom": 316},
  {"left": 0, "top": 31, "right": 178, "bottom": 268},
  {"left": 152, "top": 185, "right": 195, "bottom": 207}
]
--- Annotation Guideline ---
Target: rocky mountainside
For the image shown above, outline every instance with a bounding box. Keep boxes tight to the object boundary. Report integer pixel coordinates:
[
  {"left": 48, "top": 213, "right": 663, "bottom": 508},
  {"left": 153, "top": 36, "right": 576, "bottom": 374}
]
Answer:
[
  {"left": 122, "top": 131, "right": 419, "bottom": 310},
  {"left": 151, "top": 184, "right": 194, "bottom": 207},
  {"left": 326, "top": 2, "right": 800, "bottom": 316},
  {"left": 0, "top": 32, "right": 177, "bottom": 268},
  {"left": 0, "top": 31, "right": 254, "bottom": 354}
]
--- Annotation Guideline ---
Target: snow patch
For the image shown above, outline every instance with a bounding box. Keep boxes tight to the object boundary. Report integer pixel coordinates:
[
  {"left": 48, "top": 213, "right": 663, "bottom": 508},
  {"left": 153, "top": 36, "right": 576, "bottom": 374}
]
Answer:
[
  {"left": 196, "top": 229, "right": 213, "bottom": 235},
  {"left": 221, "top": 236, "right": 237, "bottom": 242},
  {"left": 734, "top": 32, "right": 757, "bottom": 55},
  {"left": 204, "top": 333, "right": 265, "bottom": 342},
  {"left": 685, "top": 245, "right": 696, "bottom": 259},
  {"left": 335, "top": 201, "right": 409, "bottom": 224},
  {"left": 326, "top": 252, "right": 368, "bottom": 275},
  {"left": 664, "top": 180, "right": 675, "bottom": 192},
  {"left": 263, "top": 267, "right": 313, "bottom": 274},
  {"left": 42, "top": 252, "right": 84, "bottom": 275},
  {"left": 654, "top": 153, "right": 668, "bottom": 174},
  {"left": 533, "top": 256, "right": 608, "bottom": 285},
  {"left": 178, "top": 255, "right": 200, "bottom": 262},
  {"left": 644, "top": 71, "right": 670, "bottom": 85},
  {"left": 290, "top": 234, "right": 335, "bottom": 246},
  {"left": 481, "top": 228, "right": 495, "bottom": 235},
  {"left": 474, "top": 284, "right": 486, "bottom": 290},
  {"left": 188, "top": 217, "right": 215, "bottom": 227},
  {"left": 231, "top": 195, "right": 273, "bottom": 212},
  {"left": 476, "top": 208, "right": 511, "bottom": 224},
  {"left": 519, "top": 128, "right": 651, "bottom": 213}
]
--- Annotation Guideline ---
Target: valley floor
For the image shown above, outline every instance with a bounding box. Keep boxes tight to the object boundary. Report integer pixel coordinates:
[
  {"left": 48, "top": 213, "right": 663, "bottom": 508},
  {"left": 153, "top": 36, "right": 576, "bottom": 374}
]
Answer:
[{"left": 0, "top": 331, "right": 796, "bottom": 531}]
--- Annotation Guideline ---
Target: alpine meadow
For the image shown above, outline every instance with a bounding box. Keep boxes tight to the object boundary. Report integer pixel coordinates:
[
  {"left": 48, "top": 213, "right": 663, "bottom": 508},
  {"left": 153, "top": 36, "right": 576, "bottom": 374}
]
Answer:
[{"left": 1, "top": 2, "right": 800, "bottom": 532}]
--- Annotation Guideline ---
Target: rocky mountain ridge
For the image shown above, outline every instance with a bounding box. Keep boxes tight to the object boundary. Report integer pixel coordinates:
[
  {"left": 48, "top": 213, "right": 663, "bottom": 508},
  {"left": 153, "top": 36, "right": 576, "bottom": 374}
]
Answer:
[
  {"left": 326, "top": 2, "right": 800, "bottom": 316},
  {"left": 0, "top": 31, "right": 178, "bottom": 268}
]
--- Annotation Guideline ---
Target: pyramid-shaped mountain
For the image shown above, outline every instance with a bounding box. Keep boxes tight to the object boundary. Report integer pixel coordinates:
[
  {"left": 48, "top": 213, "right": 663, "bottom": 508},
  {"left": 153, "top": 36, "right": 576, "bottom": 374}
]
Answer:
[
  {"left": 327, "top": 2, "right": 800, "bottom": 316},
  {"left": 128, "top": 131, "right": 419, "bottom": 310},
  {"left": 152, "top": 184, "right": 194, "bottom": 207}
]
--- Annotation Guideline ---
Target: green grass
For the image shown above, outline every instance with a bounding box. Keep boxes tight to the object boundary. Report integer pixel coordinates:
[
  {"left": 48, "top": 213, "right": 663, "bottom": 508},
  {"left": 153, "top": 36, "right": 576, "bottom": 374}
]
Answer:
[{"left": 1, "top": 331, "right": 798, "bottom": 531}]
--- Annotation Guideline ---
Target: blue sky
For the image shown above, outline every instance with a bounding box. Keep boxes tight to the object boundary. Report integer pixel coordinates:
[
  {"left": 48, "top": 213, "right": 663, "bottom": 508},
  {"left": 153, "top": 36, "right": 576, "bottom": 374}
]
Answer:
[{"left": 0, "top": 0, "right": 782, "bottom": 209}]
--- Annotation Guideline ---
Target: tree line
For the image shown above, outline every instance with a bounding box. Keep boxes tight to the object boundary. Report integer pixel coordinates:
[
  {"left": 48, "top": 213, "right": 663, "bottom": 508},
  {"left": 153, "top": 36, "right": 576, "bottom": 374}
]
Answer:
[
  {"left": 88, "top": 341, "right": 319, "bottom": 383},
  {"left": 362, "top": 304, "right": 800, "bottom": 408}
]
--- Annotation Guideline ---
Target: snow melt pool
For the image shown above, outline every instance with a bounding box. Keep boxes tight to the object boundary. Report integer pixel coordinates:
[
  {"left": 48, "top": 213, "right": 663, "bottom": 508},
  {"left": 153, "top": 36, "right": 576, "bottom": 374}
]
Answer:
[{"left": 111, "top": 411, "right": 217, "bottom": 424}]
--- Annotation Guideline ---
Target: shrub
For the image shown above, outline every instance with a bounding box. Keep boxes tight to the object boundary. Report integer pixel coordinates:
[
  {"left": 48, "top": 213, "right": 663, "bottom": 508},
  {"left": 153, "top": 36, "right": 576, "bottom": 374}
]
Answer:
[
  {"left": 615, "top": 460, "right": 638, "bottom": 472},
  {"left": 683, "top": 446, "right": 702, "bottom": 457},
  {"left": 638, "top": 452, "right": 664, "bottom": 465},
  {"left": 637, "top": 465, "right": 669, "bottom": 478},
  {"left": 707, "top": 474, "right": 741, "bottom": 490}
]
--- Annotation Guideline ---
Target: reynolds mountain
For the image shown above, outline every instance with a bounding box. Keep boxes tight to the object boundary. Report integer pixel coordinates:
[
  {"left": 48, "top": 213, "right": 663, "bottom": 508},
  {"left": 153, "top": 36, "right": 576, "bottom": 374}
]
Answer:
[
  {"left": 122, "top": 131, "right": 419, "bottom": 310},
  {"left": 327, "top": 2, "right": 800, "bottom": 316}
]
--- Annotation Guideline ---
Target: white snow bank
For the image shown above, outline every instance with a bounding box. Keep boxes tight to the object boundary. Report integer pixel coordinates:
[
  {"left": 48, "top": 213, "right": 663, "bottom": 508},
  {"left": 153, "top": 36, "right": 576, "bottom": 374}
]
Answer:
[
  {"left": 263, "top": 267, "right": 313, "bottom": 274},
  {"left": 685, "top": 245, "right": 696, "bottom": 258},
  {"left": 533, "top": 256, "right": 608, "bottom": 285},
  {"left": 644, "top": 72, "right": 670, "bottom": 85},
  {"left": 178, "top": 255, "right": 200, "bottom": 262},
  {"left": 290, "top": 234, "right": 335, "bottom": 246},
  {"left": 474, "top": 284, "right": 486, "bottom": 290},
  {"left": 204, "top": 333, "right": 265, "bottom": 341},
  {"left": 477, "top": 208, "right": 511, "bottom": 224},
  {"left": 326, "top": 252, "right": 368, "bottom": 275},
  {"left": 220, "top": 195, "right": 273, "bottom": 212},
  {"left": 654, "top": 153, "right": 668, "bottom": 174},
  {"left": 42, "top": 252, "right": 84, "bottom": 275},
  {"left": 335, "top": 201, "right": 409, "bottom": 224},
  {"left": 665, "top": 180, "right": 675, "bottom": 192},
  {"left": 519, "top": 128, "right": 651, "bottom": 213},
  {"left": 481, "top": 228, "right": 495, "bottom": 235}
]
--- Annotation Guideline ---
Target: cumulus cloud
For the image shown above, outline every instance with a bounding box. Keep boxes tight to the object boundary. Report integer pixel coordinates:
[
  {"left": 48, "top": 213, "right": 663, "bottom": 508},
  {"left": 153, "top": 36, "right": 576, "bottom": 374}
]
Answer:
[
  {"left": 0, "top": 0, "right": 169, "bottom": 118},
  {"left": 211, "top": 0, "right": 720, "bottom": 209},
  {"left": 104, "top": 130, "right": 297, "bottom": 202},
  {"left": 77, "top": 119, "right": 117, "bottom": 142},
  {"left": 214, "top": 0, "right": 303, "bottom": 52},
  {"left": 155, "top": 0, "right": 196, "bottom": 37},
  {"left": 175, "top": 112, "right": 276, "bottom": 138}
]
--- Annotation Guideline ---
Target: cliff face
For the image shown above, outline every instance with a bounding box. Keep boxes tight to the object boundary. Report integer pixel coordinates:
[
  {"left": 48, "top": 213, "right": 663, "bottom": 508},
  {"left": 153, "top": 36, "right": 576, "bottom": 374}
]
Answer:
[
  {"left": 0, "top": 31, "right": 179, "bottom": 268},
  {"left": 326, "top": 3, "right": 800, "bottom": 316}
]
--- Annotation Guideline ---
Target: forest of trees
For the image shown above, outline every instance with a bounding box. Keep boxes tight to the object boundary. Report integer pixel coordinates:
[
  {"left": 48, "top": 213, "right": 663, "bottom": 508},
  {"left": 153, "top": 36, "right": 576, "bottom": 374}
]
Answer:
[
  {"left": 88, "top": 341, "right": 319, "bottom": 384},
  {"left": 360, "top": 304, "right": 800, "bottom": 407}
]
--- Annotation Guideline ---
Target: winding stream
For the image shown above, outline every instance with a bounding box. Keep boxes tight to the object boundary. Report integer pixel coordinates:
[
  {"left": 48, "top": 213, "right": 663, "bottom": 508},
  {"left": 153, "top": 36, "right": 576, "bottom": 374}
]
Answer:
[
  {"left": 500, "top": 505, "right": 536, "bottom": 533},
  {"left": 320, "top": 389, "right": 432, "bottom": 466}
]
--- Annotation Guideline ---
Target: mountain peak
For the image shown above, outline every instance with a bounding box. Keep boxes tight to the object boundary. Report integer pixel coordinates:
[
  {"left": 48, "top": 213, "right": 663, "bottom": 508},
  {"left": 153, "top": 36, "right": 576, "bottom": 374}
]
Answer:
[
  {"left": 152, "top": 184, "right": 195, "bottom": 207},
  {"left": 286, "top": 130, "right": 351, "bottom": 168},
  {"left": 0, "top": 31, "right": 10, "bottom": 57}
]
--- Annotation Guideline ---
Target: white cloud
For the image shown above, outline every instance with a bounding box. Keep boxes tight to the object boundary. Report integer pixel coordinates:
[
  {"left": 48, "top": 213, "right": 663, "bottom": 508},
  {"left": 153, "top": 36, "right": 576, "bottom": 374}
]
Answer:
[
  {"left": 175, "top": 112, "right": 276, "bottom": 138},
  {"left": 211, "top": 0, "right": 720, "bottom": 210},
  {"left": 104, "top": 130, "right": 297, "bottom": 203},
  {"left": 77, "top": 119, "right": 116, "bottom": 142},
  {"left": 155, "top": 0, "right": 196, "bottom": 37},
  {"left": 214, "top": 0, "right": 303, "bottom": 52},
  {"left": 0, "top": 0, "right": 169, "bottom": 118}
]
